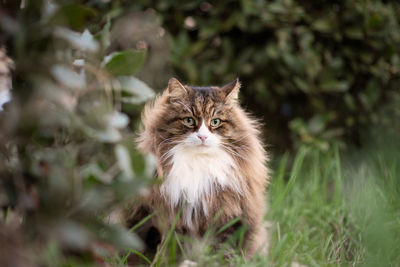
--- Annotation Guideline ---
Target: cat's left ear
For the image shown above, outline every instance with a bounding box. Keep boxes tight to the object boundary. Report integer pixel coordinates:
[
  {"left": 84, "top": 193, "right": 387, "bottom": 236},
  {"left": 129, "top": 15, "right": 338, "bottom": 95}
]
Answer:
[
  {"left": 168, "top": 78, "right": 188, "bottom": 98},
  {"left": 220, "top": 78, "right": 240, "bottom": 101}
]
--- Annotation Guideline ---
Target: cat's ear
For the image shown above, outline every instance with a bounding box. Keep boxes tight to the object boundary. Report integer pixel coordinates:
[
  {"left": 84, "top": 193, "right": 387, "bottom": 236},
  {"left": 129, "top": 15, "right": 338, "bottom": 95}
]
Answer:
[
  {"left": 220, "top": 78, "right": 240, "bottom": 101},
  {"left": 168, "top": 78, "right": 188, "bottom": 98}
]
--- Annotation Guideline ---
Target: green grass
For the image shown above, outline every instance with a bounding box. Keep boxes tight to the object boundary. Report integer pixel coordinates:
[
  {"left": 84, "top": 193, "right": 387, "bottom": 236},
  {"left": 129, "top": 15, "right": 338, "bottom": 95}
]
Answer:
[{"left": 113, "top": 142, "right": 400, "bottom": 266}]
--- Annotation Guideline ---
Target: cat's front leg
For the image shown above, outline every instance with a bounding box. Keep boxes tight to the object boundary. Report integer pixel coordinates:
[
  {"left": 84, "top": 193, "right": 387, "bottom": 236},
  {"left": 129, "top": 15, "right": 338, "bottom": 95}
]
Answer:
[{"left": 242, "top": 190, "right": 269, "bottom": 258}]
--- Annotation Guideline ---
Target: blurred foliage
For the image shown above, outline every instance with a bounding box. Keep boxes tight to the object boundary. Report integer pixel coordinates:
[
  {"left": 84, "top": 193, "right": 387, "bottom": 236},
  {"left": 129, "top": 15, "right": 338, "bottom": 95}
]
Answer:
[
  {"left": 126, "top": 0, "right": 400, "bottom": 151},
  {"left": 2, "top": 1, "right": 400, "bottom": 152},
  {"left": 0, "top": 0, "right": 156, "bottom": 265}
]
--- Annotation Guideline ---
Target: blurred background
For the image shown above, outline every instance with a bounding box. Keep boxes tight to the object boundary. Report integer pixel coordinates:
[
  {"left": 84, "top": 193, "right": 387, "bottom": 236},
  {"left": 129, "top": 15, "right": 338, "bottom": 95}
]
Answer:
[
  {"left": 0, "top": 0, "right": 399, "bottom": 266},
  {"left": 2, "top": 0, "right": 400, "bottom": 151}
]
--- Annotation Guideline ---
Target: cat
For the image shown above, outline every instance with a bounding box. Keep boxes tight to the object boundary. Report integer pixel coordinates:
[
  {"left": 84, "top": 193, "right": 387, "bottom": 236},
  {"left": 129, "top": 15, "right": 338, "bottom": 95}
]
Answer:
[{"left": 127, "top": 77, "right": 269, "bottom": 260}]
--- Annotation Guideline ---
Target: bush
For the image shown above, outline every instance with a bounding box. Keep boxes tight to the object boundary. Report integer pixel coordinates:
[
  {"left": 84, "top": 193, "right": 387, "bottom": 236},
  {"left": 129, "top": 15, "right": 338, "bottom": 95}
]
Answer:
[
  {"left": 129, "top": 0, "right": 400, "bottom": 151},
  {"left": 0, "top": 1, "right": 155, "bottom": 265}
]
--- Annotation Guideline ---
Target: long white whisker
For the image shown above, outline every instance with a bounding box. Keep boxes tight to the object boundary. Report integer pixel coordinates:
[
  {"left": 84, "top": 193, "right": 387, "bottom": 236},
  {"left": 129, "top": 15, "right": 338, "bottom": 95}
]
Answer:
[
  {"left": 220, "top": 144, "right": 249, "bottom": 162},
  {"left": 159, "top": 145, "right": 184, "bottom": 164},
  {"left": 159, "top": 139, "right": 181, "bottom": 147}
]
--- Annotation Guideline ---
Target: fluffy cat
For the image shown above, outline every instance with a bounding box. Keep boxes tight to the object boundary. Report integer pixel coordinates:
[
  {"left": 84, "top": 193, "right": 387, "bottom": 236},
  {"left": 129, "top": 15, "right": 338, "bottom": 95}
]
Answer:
[{"left": 129, "top": 77, "right": 269, "bottom": 258}]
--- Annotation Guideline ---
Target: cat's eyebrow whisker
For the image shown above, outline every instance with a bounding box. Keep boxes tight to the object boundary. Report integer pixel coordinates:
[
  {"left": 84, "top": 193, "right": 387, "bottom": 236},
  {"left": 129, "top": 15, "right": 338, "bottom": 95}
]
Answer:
[{"left": 175, "top": 100, "right": 192, "bottom": 113}]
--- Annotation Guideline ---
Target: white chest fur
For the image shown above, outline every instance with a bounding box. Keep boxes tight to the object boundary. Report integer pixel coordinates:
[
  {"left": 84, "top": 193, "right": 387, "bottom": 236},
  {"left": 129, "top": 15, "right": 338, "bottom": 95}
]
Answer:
[{"left": 160, "top": 145, "right": 243, "bottom": 229}]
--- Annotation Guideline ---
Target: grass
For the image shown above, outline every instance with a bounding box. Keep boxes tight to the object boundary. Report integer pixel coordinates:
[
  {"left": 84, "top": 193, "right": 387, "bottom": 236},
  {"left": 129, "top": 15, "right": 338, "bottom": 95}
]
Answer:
[{"left": 112, "top": 141, "right": 400, "bottom": 266}]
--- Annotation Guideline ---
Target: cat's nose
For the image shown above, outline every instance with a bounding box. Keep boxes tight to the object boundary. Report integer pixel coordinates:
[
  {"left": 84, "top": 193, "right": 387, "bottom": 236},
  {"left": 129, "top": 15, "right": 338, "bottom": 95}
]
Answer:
[{"left": 197, "top": 134, "right": 208, "bottom": 143}]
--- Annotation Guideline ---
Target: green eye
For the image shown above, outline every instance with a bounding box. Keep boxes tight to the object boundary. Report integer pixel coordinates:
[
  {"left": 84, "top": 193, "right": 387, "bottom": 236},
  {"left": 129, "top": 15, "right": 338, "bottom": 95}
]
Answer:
[
  {"left": 183, "top": 117, "right": 195, "bottom": 127},
  {"left": 210, "top": 118, "right": 221, "bottom": 127}
]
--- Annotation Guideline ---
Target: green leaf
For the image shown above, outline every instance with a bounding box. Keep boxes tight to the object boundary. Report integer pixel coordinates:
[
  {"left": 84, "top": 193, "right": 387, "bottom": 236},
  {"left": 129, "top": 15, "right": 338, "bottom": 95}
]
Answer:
[
  {"left": 367, "top": 14, "right": 384, "bottom": 30},
  {"left": 320, "top": 80, "right": 350, "bottom": 92},
  {"left": 105, "top": 50, "right": 146, "bottom": 76},
  {"left": 49, "top": 4, "right": 97, "bottom": 30},
  {"left": 294, "top": 77, "right": 309, "bottom": 93},
  {"left": 344, "top": 27, "right": 363, "bottom": 40},
  {"left": 100, "top": 225, "right": 144, "bottom": 251},
  {"left": 312, "top": 19, "right": 332, "bottom": 33},
  {"left": 308, "top": 115, "right": 326, "bottom": 135}
]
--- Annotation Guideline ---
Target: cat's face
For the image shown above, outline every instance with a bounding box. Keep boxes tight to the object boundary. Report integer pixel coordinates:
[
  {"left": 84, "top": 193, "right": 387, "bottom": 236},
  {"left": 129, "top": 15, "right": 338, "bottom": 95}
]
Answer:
[{"left": 157, "top": 78, "right": 242, "bottom": 155}]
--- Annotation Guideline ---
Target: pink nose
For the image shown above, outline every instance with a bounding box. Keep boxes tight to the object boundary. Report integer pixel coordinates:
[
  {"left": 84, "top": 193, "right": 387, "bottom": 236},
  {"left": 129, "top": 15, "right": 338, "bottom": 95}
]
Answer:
[{"left": 197, "top": 134, "right": 208, "bottom": 143}]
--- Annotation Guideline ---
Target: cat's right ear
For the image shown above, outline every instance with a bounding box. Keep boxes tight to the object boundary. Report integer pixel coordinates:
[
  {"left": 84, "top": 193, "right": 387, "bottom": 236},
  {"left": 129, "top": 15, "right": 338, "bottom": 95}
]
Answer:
[
  {"left": 220, "top": 78, "right": 240, "bottom": 101},
  {"left": 168, "top": 78, "right": 188, "bottom": 98}
]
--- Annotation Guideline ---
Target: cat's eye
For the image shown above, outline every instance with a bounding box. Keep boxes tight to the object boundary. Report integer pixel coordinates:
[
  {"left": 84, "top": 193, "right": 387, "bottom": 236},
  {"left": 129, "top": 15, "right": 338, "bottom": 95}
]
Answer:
[
  {"left": 183, "top": 117, "right": 195, "bottom": 127},
  {"left": 210, "top": 118, "right": 221, "bottom": 128}
]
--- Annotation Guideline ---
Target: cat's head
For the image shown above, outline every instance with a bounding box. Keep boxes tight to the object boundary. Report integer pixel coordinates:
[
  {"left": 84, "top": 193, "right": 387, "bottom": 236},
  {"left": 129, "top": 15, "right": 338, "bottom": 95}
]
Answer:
[{"left": 152, "top": 77, "right": 247, "bottom": 156}]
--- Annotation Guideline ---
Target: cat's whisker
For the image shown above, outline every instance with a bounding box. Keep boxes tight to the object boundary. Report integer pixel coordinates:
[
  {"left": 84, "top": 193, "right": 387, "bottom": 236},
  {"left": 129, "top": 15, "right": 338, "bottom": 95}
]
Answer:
[
  {"left": 159, "top": 145, "right": 184, "bottom": 164},
  {"left": 219, "top": 133, "right": 252, "bottom": 144},
  {"left": 220, "top": 144, "right": 249, "bottom": 162},
  {"left": 157, "top": 134, "right": 180, "bottom": 146},
  {"left": 160, "top": 140, "right": 181, "bottom": 147},
  {"left": 226, "top": 144, "right": 251, "bottom": 154},
  {"left": 158, "top": 137, "right": 183, "bottom": 148},
  {"left": 221, "top": 140, "right": 250, "bottom": 151},
  {"left": 159, "top": 150, "right": 175, "bottom": 163}
]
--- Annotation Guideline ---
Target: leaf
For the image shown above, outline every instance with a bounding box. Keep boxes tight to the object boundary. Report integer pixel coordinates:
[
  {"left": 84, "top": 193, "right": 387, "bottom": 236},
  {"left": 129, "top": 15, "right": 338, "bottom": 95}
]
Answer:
[
  {"left": 55, "top": 221, "right": 94, "bottom": 251},
  {"left": 115, "top": 76, "right": 155, "bottom": 104},
  {"left": 109, "top": 111, "right": 129, "bottom": 129},
  {"left": 51, "top": 65, "right": 85, "bottom": 89},
  {"left": 0, "top": 90, "right": 11, "bottom": 111},
  {"left": 54, "top": 27, "right": 99, "bottom": 53},
  {"left": 104, "top": 50, "right": 146, "bottom": 76},
  {"left": 294, "top": 77, "right": 309, "bottom": 93},
  {"left": 102, "top": 225, "right": 144, "bottom": 251},
  {"left": 320, "top": 79, "right": 350, "bottom": 92},
  {"left": 344, "top": 27, "right": 363, "bottom": 40},
  {"left": 85, "top": 126, "right": 121, "bottom": 143},
  {"left": 115, "top": 144, "right": 134, "bottom": 180},
  {"left": 367, "top": 14, "right": 383, "bottom": 30},
  {"left": 129, "top": 148, "right": 146, "bottom": 176},
  {"left": 282, "top": 53, "right": 304, "bottom": 73},
  {"left": 41, "top": 0, "right": 59, "bottom": 22},
  {"left": 344, "top": 94, "right": 356, "bottom": 111},
  {"left": 82, "top": 164, "right": 113, "bottom": 184},
  {"left": 95, "top": 17, "right": 111, "bottom": 49},
  {"left": 49, "top": 4, "right": 97, "bottom": 30},
  {"left": 308, "top": 115, "right": 326, "bottom": 134},
  {"left": 312, "top": 19, "right": 332, "bottom": 33}
]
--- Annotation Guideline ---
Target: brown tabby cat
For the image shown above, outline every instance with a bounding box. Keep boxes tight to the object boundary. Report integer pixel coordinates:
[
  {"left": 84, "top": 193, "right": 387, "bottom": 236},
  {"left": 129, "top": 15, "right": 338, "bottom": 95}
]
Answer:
[{"left": 128, "top": 78, "right": 269, "bottom": 259}]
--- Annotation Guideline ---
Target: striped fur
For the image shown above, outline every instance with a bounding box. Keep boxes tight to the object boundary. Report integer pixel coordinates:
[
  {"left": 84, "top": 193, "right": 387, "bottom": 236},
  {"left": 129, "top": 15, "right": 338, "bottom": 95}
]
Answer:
[{"left": 132, "top": 78, "right": 270, "bottom": 257}]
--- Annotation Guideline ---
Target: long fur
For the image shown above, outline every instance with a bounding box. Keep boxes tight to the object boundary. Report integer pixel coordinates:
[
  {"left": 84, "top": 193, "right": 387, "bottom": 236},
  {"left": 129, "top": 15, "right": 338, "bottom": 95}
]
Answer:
[
  {"left": 132, "top": 78, "right": 269, "bottom": 257},
  {"left": 161, "top": 143, "right": 245, "bottom": 229}
]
